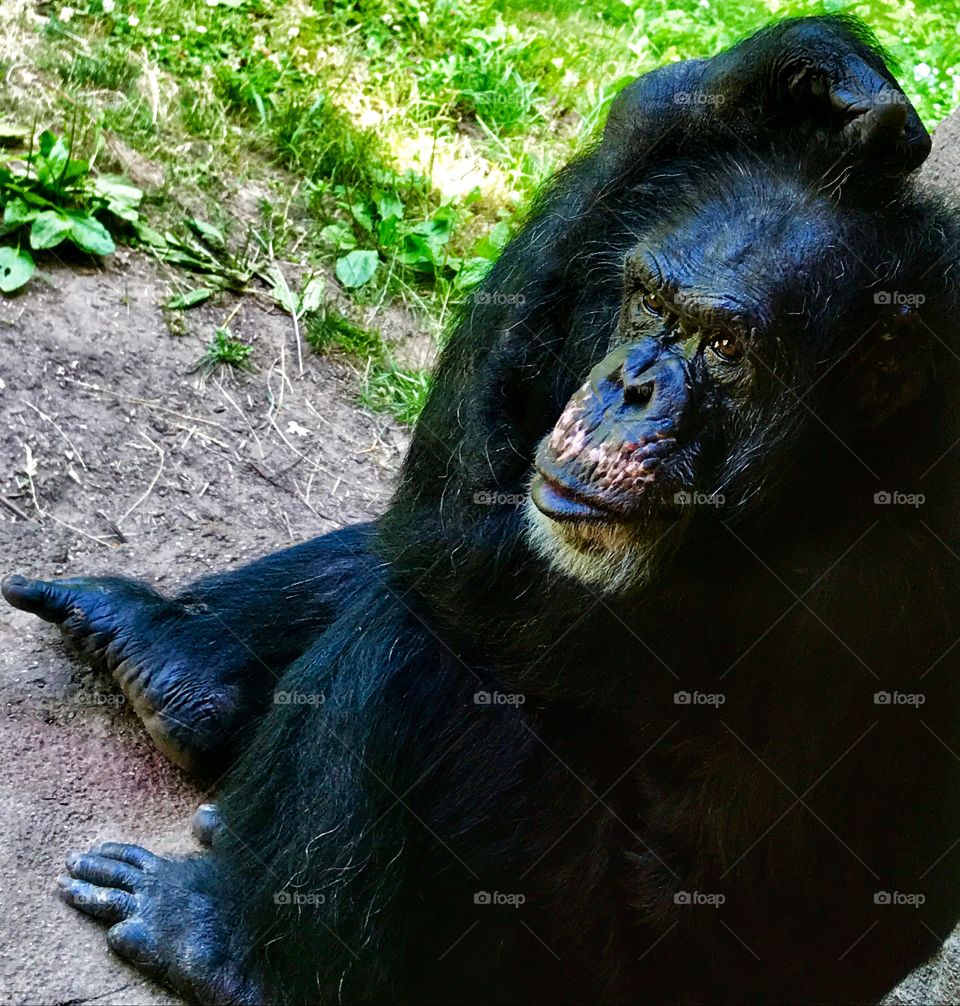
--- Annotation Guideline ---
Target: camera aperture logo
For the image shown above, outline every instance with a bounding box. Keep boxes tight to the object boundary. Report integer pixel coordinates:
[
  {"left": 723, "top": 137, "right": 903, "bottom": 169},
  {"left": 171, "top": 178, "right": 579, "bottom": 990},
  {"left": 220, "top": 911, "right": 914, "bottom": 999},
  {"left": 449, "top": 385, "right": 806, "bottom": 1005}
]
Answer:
[{"left": 474, "top": 891, "right": 525, "bottom": 908}]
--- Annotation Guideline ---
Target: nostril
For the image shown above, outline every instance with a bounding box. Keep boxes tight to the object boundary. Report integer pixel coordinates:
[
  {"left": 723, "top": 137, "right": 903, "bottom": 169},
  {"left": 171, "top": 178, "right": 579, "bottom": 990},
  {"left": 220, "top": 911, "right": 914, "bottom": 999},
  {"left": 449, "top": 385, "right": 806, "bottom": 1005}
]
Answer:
[{"left": 623, "top": 380, "right": 654, "bottom": 408}]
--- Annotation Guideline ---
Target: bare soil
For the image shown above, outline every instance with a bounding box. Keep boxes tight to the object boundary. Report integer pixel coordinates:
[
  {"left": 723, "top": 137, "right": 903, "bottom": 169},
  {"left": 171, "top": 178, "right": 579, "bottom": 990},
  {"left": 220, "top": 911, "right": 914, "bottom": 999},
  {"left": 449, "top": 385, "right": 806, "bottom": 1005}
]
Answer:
[{"left": 0, "top": 250, "right": 404, "bottom": 1004}]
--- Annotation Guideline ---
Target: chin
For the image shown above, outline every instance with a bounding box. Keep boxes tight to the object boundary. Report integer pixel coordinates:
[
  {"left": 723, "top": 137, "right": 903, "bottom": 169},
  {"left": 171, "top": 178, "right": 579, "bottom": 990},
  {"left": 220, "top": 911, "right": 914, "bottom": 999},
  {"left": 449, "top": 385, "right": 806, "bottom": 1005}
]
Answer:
[{"left": 524, "top": 495, "right": 681, "bottom": 595}]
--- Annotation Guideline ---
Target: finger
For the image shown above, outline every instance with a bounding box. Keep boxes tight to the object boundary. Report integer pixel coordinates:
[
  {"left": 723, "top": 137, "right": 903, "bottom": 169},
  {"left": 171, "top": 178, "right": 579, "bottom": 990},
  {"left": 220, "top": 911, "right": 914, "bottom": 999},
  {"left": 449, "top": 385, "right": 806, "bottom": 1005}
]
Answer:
[
  {"left": 65, "top": 850, "right": 142, "bottom": 891},
  {"left": 94, "top": 843, "right": 160, "bottom": 870},
  {"left": 57, "top": 876, "right": 135, "bottom": 923}
]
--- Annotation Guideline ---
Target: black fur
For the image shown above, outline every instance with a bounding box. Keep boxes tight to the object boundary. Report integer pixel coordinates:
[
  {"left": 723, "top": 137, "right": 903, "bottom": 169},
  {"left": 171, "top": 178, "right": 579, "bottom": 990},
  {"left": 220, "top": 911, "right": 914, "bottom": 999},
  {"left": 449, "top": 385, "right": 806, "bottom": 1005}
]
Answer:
[{"left": 7, "top": 15, "right": 960, "bottom": 1005}]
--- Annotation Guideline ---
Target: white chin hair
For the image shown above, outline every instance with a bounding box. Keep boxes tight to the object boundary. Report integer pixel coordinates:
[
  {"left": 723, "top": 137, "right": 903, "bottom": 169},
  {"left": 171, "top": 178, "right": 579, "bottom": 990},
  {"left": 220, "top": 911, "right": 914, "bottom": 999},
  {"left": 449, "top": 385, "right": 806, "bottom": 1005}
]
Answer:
[{"left": 523, "top": 496, "right": 659, "bottom": 595}]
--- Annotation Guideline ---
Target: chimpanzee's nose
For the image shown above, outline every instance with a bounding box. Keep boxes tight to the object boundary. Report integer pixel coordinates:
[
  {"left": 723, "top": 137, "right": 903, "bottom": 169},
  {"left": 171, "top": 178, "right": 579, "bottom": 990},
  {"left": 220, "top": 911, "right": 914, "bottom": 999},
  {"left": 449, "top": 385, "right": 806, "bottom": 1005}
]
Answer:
[
  {"left": 588, "top": 341, "right": 691, "bottom": 426},
  {"left": 623, "top": 379, "right": 655, "bottom": 408}
]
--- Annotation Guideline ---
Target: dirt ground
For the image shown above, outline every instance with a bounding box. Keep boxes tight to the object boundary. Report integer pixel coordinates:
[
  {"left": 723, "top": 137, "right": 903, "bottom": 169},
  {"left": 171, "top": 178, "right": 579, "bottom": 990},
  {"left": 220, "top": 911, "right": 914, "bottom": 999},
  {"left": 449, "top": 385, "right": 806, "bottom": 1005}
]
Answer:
[
  {"left": 4, "top": 115, "right": 960, "bottom": 1005},
  {"left": 0, "top": 252, "right": 405, "bottom": 1005}
]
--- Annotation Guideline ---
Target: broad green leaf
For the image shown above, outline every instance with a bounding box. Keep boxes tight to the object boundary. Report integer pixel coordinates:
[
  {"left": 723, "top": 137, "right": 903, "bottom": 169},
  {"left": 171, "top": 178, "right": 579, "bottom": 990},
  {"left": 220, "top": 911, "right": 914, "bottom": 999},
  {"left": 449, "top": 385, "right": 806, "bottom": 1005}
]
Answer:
[
  {"left": 410, "top": 211, "right": 455, "bottom": 252},
  {"left": 132, "top": 221, "right": 168, "bottom": 248},
  {"left": 0, "top": 247, "right": 35, "bottom": 293},
  {"left": 299, "top": 276, "right": 325, "bottom": 315},
  {"left": 263, "top": 265, "right": 299, "bottom": 314},
  {"left": 455, "top": 257, "right": 493, "bottom": 289},
  {"left": 335, "top": 250, "right": 379, "bottom": 289},
  {"left": 398, "top": 234, "right": 436, "bottom": 271},
  {"left": 18, "top": 190, "right": 57, "bottom": 209},
  {"left": 66, "top": 212, "right": 116, "bottom": 256},
  {"left": 61, "top": 157, "right": 90, "bottom": 185},
  {"left": 166, "top": 287, "right": 215, "bottom": 310},
  {"left": 36, "top": 135, "right": 71, "bottom": 188},
  {"left": 3, "top": 199, "right": 38, "bottom": 228},
  {"left": 473, "top": 221, "right": 511, "bottom": 261},
  {"left": 37, "top": 130, "right": 57, "bottom": 158},
  {"left": 93, "top": 175, "right": 142, "bottom": 203},
  {"left": 376, "top": 191, "right": 404, "bottom": 222},
  {"left": 93, "top": 175, "right": 143, "bottom": 221},
  {"left": 351, "top": 202, "right": 374, "bottom": 233},
  {"left": 187, "top": 218, "right": 226, "bottom": 249},
  {"left": 29, "top": 211, "right": 71, "bottom": 250},
  {"left": 377, "top": 217, "right": 399, "bottom": 248},
  {"left": 319, "top": 223, "right": 356, "bottom": 251}
]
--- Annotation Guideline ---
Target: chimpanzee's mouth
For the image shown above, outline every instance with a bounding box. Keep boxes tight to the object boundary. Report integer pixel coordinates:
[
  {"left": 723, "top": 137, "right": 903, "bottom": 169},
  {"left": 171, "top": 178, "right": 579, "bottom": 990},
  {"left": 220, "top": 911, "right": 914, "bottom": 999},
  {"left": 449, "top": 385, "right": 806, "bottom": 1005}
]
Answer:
[{"left": 530, "top": 471, "right": 618, "bottom": 522}]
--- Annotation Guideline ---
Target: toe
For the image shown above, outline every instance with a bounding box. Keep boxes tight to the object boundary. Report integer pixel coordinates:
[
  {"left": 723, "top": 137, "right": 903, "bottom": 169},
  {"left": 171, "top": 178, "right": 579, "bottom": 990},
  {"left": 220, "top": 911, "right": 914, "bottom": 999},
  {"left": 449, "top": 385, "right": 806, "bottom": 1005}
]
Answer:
[
  {"left": 1, "top": 574, "right": 74, "bottom": 622},
  {"left": 95, "top": 842, "right": 160, "bottom": 870},
  {"left": 58, "top": 875, "right": 136, "bottom": 923},
  {"left": 66, "top": 850, "right": 142, "bottom": 890}
]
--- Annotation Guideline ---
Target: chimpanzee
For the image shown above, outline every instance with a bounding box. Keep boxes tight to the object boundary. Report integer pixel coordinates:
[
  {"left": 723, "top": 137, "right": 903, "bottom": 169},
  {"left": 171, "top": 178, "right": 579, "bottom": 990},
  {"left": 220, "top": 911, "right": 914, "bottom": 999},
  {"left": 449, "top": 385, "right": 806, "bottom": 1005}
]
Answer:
[{"left": 5, "top": 14, "right": 960, "bottom": 1005}]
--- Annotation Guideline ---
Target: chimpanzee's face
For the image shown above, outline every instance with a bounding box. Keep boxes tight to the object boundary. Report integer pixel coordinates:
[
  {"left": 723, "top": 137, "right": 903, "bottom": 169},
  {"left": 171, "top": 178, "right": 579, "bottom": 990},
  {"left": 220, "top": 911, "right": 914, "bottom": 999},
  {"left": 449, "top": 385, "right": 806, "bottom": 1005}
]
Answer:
[{"left": 525, "top": 176, "right": 927, "bottom": 593}]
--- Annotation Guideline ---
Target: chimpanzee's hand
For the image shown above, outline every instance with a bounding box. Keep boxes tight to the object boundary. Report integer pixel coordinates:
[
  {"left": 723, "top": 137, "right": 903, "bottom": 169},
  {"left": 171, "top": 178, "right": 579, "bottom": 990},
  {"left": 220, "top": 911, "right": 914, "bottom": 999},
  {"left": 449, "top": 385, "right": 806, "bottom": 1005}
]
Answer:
[{"left": 603, "top": 16, "right": 929, "bottom": 175}]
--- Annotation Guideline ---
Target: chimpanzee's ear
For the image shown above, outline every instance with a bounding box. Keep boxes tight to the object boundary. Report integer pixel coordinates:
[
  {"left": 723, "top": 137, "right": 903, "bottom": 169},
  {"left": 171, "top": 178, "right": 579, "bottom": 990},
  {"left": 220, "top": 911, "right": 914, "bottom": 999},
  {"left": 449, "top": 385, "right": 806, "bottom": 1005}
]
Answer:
[{"left": 846, "top": 303, "right": 927, "bottom": 430}]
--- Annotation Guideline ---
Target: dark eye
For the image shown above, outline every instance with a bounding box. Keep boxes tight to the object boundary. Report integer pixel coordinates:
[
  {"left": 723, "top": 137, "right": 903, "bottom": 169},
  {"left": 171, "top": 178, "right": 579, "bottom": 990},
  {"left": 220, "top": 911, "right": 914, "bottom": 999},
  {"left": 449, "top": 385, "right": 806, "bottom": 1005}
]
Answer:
[
  {"left": 640, "top": 291, "right": 666, "bottom": 317},
  {"left": 708, "top": 334, "right": 743, "bottom": 362}
]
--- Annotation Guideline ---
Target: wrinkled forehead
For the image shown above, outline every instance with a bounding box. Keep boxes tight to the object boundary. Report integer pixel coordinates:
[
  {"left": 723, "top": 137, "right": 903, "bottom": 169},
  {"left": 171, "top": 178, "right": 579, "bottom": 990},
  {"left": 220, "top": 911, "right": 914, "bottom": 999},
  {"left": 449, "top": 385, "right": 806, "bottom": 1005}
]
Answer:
[{"left": 631, "top": 174, "right": 871, "bottom": 326}]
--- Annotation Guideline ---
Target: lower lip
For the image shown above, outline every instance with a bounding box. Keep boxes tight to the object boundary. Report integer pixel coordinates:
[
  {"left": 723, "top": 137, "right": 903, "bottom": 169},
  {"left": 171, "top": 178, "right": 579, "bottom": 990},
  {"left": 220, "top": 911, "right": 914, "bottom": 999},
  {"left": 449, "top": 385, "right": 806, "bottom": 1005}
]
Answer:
[{"left": 530, "top": 473, "right": 612, "bottom": 522}]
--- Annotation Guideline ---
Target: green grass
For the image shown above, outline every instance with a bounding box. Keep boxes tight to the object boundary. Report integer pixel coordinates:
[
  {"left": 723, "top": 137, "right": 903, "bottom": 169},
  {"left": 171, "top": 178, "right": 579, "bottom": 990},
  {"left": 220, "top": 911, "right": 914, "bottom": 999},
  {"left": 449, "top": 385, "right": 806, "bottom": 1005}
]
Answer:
[
  {"left": 306, "top": 305, "right": 430, "bottom": 425},
  {"left": 3, "top": 0, "right": 960, "bottom": 420},
  {"left": 193, "top": 326, "right": 254, "bottom": 375}
]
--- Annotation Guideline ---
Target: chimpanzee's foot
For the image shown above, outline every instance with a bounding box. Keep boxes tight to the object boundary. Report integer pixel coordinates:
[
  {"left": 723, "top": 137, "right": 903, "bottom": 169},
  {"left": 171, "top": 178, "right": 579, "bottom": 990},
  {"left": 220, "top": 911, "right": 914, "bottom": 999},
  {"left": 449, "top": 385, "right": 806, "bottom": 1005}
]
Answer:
[
  {"left": 3, "top": 528, "right": 371, "bottom": 776},
  {"left": 1, "top": 574, "right": 243, "bottom": 776},
  {"left": 58, "top": 843, "right": 261, "bottom": 1004}
]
